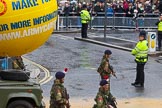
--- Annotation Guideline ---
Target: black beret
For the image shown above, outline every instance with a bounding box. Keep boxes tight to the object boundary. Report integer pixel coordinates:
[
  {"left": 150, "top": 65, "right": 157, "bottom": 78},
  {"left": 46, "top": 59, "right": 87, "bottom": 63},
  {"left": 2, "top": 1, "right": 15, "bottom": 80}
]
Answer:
[
  {"left": 100, "top": 79, "right": 108, "bottom": 86},
  {"left": 55, "top": 71, "right": 65, "bottom": 79},
  {"left": 104, "top": 50, "right": 112, "bottom": 55}
]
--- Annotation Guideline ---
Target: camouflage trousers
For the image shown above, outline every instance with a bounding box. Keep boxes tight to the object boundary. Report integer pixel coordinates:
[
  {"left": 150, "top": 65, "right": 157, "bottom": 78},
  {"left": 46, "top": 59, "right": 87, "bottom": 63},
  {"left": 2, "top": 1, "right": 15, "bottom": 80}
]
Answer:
[{"left": 50, "top": 100, "right": 66, "bottom": 108}]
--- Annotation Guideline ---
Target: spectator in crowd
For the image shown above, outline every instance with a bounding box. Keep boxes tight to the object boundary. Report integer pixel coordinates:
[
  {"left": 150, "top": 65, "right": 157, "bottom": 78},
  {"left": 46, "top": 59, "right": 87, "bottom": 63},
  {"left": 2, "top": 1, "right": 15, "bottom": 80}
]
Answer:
[
  {"left": 107, "top": 3, "right": 114, "bottom": 17},
  {"left": 139, "top": 3, "right": 145, "bottom": 14},
  {"left": 76, "top": 3, "right": 82, "bottom": 27},
  {"left": 76, "top": 3, "right": 82, "bottom": 15},
  {"left": 58, "top": 3, "right": 64, "bottom": 27},
  {"left": 125, "top": 2, "right": 134, "bottom": 26},
  {"left": 132, "top": 2, "right": 141, "bottom": 19},
  {"left": 58, "top": 3, "right": 64, "bottom": 15},
  {"left": 157, "top": 0, "right": 162, "bottom": 13},
  {"left": 57, "top": 0, "right": 161, "bottom": 29},
  {"left": 93, "top": 1, "right": 102, "bottom": 26},
  {"left": 58, "top": 0, "right": 160, "bottom": 17},
  {"left": 129, "top": 0, "right": 134, "bottom": 3},
  {"left": 70, "top": 3, "right": 77, "bottom": 16},
  {"left": 144, "top": 1, "right": 153, "bottom": 16},
  {"left": 69, "top": 3, "right": 77, "bottom": 28},
  {"left": 86, "top": 2, "right": 91, "bottom": 12},
  {"left": 152, "top": 3, "right": 160, "bottom": 17},
  {"left": 126, "top": 2, "right": 134, "bottom": 17},
  {"left": 100, "top": 2, "right": 105, "bottom": 14},
  {"left": 94, "top": 1, "right": 101, "bottom": 16},
  {"left": 137, "top": 3, "right": 145, "bottom": 27},
  {"left": 115, "top": 2, "right": 125, "bottom": 17},
  {"left": 99, "top": 1, "right": 105, "bottom": 24},
  {"left": 88, "top": 3, "right": 93, "bottom": 13},
  {"left": 63, "top": 3, "right": 71, "bottom": 29},
  {"left": 112, "top": 3, "right": 118, "bottom": 13},
  {"left": 123, "top": 0, "right": 129, "bottom": 12}
]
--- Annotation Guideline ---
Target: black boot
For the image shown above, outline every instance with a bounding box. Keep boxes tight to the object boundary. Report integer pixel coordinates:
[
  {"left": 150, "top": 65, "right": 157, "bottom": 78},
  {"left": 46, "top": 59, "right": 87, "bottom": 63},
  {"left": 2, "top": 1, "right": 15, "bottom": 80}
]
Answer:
[
  {"left": 134, "top": 83, "right": 144, "bottom": 87},
  {"left": 131, "top": 82, "right": 139, "bottom": 86}
]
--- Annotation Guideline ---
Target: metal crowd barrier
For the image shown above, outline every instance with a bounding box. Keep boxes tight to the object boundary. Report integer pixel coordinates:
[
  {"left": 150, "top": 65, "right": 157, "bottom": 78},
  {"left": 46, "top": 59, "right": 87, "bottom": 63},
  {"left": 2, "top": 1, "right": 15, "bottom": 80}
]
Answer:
[{"left": 56, "top": 13, "right": 159, "bottom": 30}]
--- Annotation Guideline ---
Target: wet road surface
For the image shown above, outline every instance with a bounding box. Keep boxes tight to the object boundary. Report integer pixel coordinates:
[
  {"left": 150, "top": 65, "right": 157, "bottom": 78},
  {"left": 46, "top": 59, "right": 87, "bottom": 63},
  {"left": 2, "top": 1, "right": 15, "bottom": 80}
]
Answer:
[{"left": 24, "top": 31, "right": 162, "bottom": 108}]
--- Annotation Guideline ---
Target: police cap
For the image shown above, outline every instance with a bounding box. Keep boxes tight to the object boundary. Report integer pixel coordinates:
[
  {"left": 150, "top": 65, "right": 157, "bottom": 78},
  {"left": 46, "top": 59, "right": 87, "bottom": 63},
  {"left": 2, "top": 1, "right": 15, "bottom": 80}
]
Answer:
[
  {"left": 139, "top": 30, "right": 146, "bottom": 38},
  {"left": 100, "top": 79, "right": 108, "bottom": 86},
  {"left": 104, "top": 49, "right": 112, "bottom": 55},
  {"left": 55, "top": 71, "right": 65, "bottom": 79}
]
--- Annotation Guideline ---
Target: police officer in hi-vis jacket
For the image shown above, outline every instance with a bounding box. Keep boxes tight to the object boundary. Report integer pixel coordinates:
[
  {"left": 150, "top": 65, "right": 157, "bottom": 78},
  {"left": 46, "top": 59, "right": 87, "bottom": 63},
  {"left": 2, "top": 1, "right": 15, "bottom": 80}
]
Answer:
[
  {"left": 131, "top": 31, "right": 148, "bottom": 87},
  {"left": 155, "top": 14, "right": 162, "bottom": 51},
  {"left": 80, "top": 4, "right": 91, "bottom": 38}
]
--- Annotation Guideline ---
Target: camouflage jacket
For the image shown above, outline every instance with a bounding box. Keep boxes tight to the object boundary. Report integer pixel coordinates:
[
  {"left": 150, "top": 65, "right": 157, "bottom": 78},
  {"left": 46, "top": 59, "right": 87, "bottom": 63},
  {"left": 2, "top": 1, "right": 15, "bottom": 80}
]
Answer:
[
  {"left": 50, "top": 79, "right": 69, "bottom": 108},
  {"left": 97, "top": 55, "right": 112, "bottom": 79},
  {"left": 93, "top": 88, "right": 114, "bottom": 108}
]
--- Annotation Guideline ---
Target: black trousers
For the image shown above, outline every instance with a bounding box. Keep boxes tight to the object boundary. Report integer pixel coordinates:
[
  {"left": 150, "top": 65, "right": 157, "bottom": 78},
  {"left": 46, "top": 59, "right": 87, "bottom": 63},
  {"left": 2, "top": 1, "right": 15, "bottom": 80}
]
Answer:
[
  {"left": 81, "top": 23, "right": 88, "bottom": 38},
  {"left": 135, "top": 63, "right": 145, "bottom": 84},
  {"left": 158, "top": 32, "right": 162, "bottom": 48}
]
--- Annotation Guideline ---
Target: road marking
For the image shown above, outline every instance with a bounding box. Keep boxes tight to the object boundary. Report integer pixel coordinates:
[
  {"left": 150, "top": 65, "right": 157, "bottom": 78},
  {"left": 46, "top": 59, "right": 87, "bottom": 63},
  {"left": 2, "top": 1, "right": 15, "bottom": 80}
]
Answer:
[
  {"left": 23, "top": 57, "right": 52, "bottom": 85},
  {"left": 52, "top": 34, "right": 74, "bottom": 40}
]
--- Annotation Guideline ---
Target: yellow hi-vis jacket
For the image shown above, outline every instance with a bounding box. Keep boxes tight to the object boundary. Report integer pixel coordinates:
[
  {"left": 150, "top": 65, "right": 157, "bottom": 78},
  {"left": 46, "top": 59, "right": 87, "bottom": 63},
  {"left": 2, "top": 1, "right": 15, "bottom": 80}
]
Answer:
[
  {"left": 80, "top": 10, "right": 91, "bottom": 24},
  {"left": 158, "top": 22, "right": 162, "bottom": 31},
  {"left": 131, "top": 40, "right": 148, "bottom": 63}
]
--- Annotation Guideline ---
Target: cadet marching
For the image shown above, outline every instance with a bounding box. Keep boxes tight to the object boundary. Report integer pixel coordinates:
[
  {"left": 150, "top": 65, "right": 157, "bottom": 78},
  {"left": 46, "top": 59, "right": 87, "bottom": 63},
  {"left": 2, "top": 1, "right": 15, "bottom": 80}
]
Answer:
[{"left": 49, "top": 30, "right": 149, "bottom": 108}]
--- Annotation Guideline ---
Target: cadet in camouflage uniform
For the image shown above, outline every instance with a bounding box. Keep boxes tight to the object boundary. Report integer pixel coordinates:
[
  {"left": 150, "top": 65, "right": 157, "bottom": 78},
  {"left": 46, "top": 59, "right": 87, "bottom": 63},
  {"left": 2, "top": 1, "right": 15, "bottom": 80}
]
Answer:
[
  {"left": 50, "top": 71, "right": 70, "bottom": 108},
  {"left": 97, "top": 50, "right": 115, "bottom": 81},
  {"left": 93, "top": 79, "right": 117, "bottom": 108},
  {"left": 12, "top": 56, "right": 25, "bottom": 70}
]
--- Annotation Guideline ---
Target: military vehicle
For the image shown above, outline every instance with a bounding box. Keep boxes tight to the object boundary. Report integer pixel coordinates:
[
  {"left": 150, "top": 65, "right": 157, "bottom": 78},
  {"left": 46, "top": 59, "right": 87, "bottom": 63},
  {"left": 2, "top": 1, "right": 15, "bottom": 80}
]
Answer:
[{"left": 0, "top": 58, "right": 45, "bottom": 108}]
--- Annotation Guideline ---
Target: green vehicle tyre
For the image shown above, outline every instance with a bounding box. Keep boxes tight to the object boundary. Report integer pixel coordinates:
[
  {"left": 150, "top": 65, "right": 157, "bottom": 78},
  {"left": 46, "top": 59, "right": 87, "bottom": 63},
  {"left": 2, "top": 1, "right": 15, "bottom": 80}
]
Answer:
[{"left": 7, "top": 100, "right": 34, "bottom": 108}]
